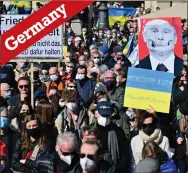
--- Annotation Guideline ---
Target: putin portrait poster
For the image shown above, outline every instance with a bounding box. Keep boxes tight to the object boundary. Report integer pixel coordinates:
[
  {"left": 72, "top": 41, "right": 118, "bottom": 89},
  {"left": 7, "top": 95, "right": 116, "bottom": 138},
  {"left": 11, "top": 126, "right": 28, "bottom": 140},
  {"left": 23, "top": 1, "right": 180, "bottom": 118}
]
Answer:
[{"left": 138, "top": 17, "right": 183, "bottom": 76}]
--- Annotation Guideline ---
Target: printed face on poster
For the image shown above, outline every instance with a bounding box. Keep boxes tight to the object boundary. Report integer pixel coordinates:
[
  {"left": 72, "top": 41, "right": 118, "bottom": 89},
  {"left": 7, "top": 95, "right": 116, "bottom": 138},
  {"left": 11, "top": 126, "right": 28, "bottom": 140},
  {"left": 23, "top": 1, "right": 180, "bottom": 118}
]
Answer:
[
  {"left": 124, "top": 67, "right": 174, "bottom": 113},
  {"left": 138, "top": 17, "right": 183, "bottom": 76}
]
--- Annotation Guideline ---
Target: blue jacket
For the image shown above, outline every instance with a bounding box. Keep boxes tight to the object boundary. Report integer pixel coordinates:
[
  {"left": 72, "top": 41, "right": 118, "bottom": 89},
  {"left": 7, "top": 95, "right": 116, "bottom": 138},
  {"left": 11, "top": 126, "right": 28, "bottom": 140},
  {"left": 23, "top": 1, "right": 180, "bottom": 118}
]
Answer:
[{"left": 160, "top": 159, "right": 178, "bottom": 173}]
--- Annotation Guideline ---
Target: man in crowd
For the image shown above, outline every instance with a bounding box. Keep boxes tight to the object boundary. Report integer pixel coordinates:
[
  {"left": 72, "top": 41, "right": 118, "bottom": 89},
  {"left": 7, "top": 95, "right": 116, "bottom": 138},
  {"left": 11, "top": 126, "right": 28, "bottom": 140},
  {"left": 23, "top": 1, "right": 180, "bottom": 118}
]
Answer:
[
  {"left": 0, "top": 83, "right": 12, "bottom": 100},
  {"left": 8, "top": 76, "right": 31, "bottom": 119},
  {"left": 46, "top": 67, "right": 64, "bottom": 96}
]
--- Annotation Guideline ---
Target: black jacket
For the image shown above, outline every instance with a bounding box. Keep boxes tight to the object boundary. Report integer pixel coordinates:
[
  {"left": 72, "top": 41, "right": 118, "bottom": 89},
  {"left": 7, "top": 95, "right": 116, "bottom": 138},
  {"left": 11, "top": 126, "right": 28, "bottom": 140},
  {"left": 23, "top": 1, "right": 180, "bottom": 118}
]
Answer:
[
  {"left": 0, "top": 128, "right": 21, "bottom": 167},
  {"left": 71, "top": 159, "right": 115, "bottom": 173},
  {"left": 8, "top": 94, "right": 31, "bottom": 119},
  {"left": 139, "top": 54, "right": 183, "bottom": 76},
  {"left": 31, "top": 153, "right": 80, "bottom": 173},
  {"left": 11, "top": 138, "right": 54, "bottom": 173}
]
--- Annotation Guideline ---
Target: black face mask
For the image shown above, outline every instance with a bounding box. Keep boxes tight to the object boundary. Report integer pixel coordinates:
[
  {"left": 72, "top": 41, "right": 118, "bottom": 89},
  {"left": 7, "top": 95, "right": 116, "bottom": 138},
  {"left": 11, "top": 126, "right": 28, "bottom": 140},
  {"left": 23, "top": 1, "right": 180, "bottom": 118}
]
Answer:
[
  {"left": 27, "top": 127, "right": 41, "bottom": 139},
  {"left": 143, "top": 123, "right": 156, "bottom": 136},
  {"left": 41, "top": 122, "right": 54, "bottom": 134}
]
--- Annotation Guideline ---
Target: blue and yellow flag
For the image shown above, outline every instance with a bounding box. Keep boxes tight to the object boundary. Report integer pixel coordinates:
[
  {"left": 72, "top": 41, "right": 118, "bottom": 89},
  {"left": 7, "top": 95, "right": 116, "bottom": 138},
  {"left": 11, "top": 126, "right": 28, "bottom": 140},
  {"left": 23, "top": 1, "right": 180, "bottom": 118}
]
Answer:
[
  {"left": 123, "top": 35, "right": 134, "bottom": 57},
  {"left": 108, "top": 7, "right": 136, "bottom": 26}
]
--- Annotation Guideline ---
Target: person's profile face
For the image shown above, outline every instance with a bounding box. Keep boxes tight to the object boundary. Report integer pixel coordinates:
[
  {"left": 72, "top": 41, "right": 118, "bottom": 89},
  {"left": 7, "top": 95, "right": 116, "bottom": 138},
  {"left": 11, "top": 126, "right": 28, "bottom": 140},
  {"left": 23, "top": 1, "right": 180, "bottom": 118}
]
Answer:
[{"left": 144, "top": 22, "right": 177, "bottom": 55}]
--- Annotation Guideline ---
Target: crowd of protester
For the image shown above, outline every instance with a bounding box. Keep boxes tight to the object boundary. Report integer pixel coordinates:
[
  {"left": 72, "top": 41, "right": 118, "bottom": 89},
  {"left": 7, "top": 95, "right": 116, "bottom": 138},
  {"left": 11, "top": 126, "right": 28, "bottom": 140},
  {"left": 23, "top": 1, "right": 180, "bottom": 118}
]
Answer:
[{"left": 0, "top": 1, "right": 188, "bottom": 173}]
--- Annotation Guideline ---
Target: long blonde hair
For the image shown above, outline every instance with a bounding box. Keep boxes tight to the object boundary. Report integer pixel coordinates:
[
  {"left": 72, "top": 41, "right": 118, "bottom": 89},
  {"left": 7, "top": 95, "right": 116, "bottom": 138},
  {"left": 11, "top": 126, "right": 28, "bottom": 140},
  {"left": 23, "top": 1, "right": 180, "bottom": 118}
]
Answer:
[{"left": 179, "top": 114, "right": 188, "bottom": 133}]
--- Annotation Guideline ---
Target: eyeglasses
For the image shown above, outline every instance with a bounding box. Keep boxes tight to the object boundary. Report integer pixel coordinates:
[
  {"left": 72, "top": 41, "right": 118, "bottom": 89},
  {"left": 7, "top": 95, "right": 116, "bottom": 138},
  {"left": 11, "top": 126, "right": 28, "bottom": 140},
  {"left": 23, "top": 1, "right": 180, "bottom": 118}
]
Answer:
[
  {"left": 19, "top": 85, "right": 29, "bottom": 89},
  {"left": 80, "top": 154, "right": 95, "bottom": 160},
  {"left": 60, "top": 151, "right": 76, "bottom": 156},
  {"left": 68, "top": 86, "right": 76, "bottom": 88}
]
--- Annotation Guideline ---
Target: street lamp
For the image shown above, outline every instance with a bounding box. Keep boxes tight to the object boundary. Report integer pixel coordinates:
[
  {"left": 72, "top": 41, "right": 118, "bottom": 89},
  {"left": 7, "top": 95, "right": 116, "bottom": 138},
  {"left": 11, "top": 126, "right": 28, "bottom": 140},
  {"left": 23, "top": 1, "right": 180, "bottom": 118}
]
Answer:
[{"left": 98, "top": 1, "right": 109, "bottom": 29}]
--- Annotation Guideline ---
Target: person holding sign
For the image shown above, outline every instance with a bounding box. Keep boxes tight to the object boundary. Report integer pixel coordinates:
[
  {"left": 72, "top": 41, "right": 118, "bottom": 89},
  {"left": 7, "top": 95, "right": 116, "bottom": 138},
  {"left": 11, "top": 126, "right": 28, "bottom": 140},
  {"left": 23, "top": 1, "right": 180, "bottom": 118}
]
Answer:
[{"left": 139, "top": 19, "right": 183, "bottom": 76}]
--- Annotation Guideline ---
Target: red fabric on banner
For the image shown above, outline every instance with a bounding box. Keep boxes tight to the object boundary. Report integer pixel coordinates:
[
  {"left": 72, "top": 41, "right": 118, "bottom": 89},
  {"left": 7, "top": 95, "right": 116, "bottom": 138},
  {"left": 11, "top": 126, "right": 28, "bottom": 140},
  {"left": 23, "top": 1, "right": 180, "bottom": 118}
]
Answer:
[{"left": 1, "top": 0, "right": 94, "bottom": 65}]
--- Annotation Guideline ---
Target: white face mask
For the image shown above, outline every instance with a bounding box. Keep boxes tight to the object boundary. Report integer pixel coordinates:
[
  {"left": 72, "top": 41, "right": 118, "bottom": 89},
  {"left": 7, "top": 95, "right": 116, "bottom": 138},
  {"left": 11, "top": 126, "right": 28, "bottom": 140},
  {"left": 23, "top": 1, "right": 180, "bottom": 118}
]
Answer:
[
  {"left": 19, "top": 62, "right": 25, "bottom": 68},
  {"left": 59, "top": 101, "right": 65, "bottom": 107},
  {"left": 93, "top": 58, "right": 100, "bottom": 64},
  {"left": 98, "top": 116, "right": 110, "bottom": 127},
  {"left": 80, "top": 158, "right": 96, "bottom": 171},
  {"left": 79, "top": 60, "right": 86, "bottom": 66},
  {"left": 126, "top": 110, "right": 133, "bottom": 119},
  {"left": 66, "top": 67, "right": 73, "bottom": 73},
  {"left": 65, "top": 57, "right": 71, "bottom": 63},
  {"left": 184, "top": 61, "right": 188, "bottom": 66},
  {"left": 42, "top": 69, "right": 48, "bottom": 75},
  {"left": 50, "top": 75, "right": 58, "bottom": 82},
  {"left": 60, "top": 71, "right": 65, "bottom": 76},
  {"left": 60, "top": 155, "right": 73, "bottom": 165},
  {"left": 76, "top": 74, "right": 85, "bottom": 80},
  {"left": 67, "top": 102, "right": 77, "bottom": 111}
]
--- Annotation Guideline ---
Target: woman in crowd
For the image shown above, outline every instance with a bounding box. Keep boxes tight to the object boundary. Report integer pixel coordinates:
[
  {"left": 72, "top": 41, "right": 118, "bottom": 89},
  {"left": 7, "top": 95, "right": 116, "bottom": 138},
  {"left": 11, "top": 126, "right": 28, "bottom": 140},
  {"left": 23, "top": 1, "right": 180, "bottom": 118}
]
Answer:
[
  {"left": 171, "top": 103, "right": 188, "bottom": 173},
  {"left": 131, "top": 111, "right": 171, "bottom": 165},
  {"left": 141, "top": 141, "right": 177, "bottom": 173},
  {"left": 36, "top": 100, "right": 58, "bottom": 149},
  {"left": 11, "top": 113, "right": 53, "bottom": 172},
  {"left": 65, "top": 79, "right": 77, "bottom": 92}
]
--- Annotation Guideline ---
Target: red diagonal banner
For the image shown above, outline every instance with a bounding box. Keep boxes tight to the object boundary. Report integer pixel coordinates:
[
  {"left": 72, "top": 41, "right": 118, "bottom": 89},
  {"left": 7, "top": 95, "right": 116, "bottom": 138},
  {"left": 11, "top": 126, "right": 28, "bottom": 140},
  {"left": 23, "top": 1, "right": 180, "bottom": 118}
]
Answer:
[{"left": 1, "top": 0, "right": 94, "bottom": 66}]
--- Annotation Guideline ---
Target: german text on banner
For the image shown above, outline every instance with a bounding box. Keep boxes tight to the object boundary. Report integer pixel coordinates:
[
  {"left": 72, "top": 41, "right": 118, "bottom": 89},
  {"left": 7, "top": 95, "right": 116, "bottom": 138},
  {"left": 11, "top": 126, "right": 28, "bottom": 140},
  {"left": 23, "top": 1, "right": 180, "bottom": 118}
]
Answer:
[
  {"left": 123, "top": 67, "right": 174, "bottom": 113},
  {"left": 1, "top": 0, "right": 94, "bottom": 65}
]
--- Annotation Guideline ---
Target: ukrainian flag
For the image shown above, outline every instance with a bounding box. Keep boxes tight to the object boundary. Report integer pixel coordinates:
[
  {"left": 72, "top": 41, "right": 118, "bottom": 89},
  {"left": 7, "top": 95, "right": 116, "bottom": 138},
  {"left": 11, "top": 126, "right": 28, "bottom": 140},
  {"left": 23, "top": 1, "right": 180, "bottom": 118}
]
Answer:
[
  {"left": 123, "top": 35, "right": 134, "bottom": 57},
  {"left": 108, "top": 7, "right": 136, "bottom": 26}
]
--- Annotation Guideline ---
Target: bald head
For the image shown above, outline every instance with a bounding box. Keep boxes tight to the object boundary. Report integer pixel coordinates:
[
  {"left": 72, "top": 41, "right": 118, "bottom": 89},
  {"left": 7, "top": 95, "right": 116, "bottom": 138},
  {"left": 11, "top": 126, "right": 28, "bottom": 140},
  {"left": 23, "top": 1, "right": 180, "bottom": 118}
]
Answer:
[
  {"left": 49, "top": 67, "right": 58, "bottom": 75},
  {"left": 1, "top": 83, "right": 11, "bottom": 98}
]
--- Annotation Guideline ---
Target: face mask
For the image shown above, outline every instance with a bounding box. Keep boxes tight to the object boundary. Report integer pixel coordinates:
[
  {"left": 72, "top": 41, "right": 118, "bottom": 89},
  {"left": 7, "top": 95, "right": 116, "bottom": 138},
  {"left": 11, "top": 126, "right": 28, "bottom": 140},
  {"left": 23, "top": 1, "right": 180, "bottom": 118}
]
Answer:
[
  {"left": 42, "top": 69, "right": 48, "bottom": 75},
  {"left": 126, "top": 111, "right": 133, "bottom": 119},
  {"left": 79, "top": 60, "right": 86, "bottom": 66},
  {"left": 19, "top": 63, "right": 25, "bottom": 68},
  {"left": 67, "top": 102, "right": 77, "bottom": 111},
  {"left": 82, "top": 31, "right": 86, "bottom": 35},
  {"left": 0, "top": 117, "right": 8, "bottom": 129},
  {"left": 76, "top": 74, "right": 85, "bottom": 80},
  {"left": 50, "top": 75, "right": 58, "bottom": 82},
  {"left": 107, "top": 35, "right": 111, "bottom": 39},
  {"left": 184, "top": 61, "right": 188, "bottom": 66},
  {"left": 80, "top": 158, "right": 96, "bottom": 171},
  {"left": 92, "top": 38, "right": 96, "bottom": 41},
  {"left": 104, "top": 34, "right": 107, "bottom": 37},
  {"left": 59, "top": 101, "right": 65, "bottom": 107},
  {"left": 5, "top": 92, "right": 11, "bottom": 100},
  {"left": 66, "top": 67, "right": 73, "bottom": 73},
  {"left": 59, "top": 71, "right": 65, "bottom": 76},
  {"left": 99, "top": 33, "right": 103, "bottom": 36},
  {"left": 68, "top": 42, "right": 72, "bottom": 45},
  {"left": 143, "top": 124, "right": 156, "bottom": 136},
  {"left": 60, "top": 155, "right": 73, "bottom": 165},
  {"left": 98, "top": 116, "right": 110, "bottom": 127},
  {"left": 65, "top": 57, "right": 71, "bottom": 63},
  {"left": 27, "top": 127, "right": 41, "bottom": 139},
  {"left": 117, "top": 52, "right": 123, "bottom": 56},
  {"left": 93, "top": 58, "right": 100, "bottom": 64},
  {"left": 102, "top": 80, "right": 114, "bottom": 90}
]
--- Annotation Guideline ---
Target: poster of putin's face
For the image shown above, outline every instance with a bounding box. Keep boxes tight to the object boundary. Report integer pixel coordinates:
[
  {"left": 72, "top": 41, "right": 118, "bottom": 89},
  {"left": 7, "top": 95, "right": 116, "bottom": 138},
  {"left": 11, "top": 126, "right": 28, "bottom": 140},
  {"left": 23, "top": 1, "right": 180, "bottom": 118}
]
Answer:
[{"left": 138, "top": 17, "right": 183, "bottom": 76}]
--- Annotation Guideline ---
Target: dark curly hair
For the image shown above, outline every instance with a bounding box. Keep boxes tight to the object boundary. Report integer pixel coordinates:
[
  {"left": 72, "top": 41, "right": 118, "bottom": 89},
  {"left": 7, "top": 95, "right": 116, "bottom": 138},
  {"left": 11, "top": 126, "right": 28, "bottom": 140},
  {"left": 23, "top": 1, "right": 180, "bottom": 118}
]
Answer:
[{"left": 61, "top": 89, "right": 77, "bottom": 102}]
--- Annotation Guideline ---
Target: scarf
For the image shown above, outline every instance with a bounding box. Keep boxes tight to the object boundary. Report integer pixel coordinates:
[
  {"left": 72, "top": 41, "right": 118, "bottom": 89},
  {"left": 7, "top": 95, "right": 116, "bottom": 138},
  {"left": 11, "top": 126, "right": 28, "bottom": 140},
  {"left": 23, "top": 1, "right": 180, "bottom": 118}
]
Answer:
[{"left": 139, "top": 129, "right": 163, "bottom": 144}]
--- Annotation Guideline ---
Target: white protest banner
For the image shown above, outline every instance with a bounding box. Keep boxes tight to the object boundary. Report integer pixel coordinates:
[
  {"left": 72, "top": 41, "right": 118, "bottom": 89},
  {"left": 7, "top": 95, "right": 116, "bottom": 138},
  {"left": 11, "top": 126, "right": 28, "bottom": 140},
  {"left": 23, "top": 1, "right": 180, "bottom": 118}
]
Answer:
[
  {"left": 1, "top": 15, "right": 62, "bottom": 58},
  {"left": 128, "top": 44, "right": 138, "bottom": 67}
]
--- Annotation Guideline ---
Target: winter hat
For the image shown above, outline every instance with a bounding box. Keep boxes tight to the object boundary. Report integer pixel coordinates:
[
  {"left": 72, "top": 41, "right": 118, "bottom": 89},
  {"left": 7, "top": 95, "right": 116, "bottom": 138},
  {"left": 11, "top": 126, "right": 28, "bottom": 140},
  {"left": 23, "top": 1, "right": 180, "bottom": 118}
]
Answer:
[
  {"left": 135, "top": 158, "right": 160, "bottom": 173},
  {"left": 96, "top": 101, "right": 114, "bottom": 117},
  {"left": 0, "top": 140, "right": 6, "bottom": 157},
  {"left": 98, "top": 45, "right": 108, "bottom": 54}
]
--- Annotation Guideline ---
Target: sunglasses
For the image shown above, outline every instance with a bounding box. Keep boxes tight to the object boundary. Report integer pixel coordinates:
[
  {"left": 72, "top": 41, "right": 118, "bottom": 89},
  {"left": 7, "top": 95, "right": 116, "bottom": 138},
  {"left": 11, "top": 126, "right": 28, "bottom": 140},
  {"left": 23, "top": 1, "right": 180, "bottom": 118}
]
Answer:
[
  {"left": 80, "top": 154, "right": 95, "bottom": 160},
  {"left": 68, "top": 86, "right": 76, "bottom": 88},
  {"left": 19, "top": 85, "right": 29, "bottom": 89},
  {"left": 67, "top": 66, "right": 74, "bottom": 68},
  {"left": 60, "top": 151, "right": 77, "bottom": 156},
  {"left": 93, "top": 57, "right": 100, "bottom": 59}
]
